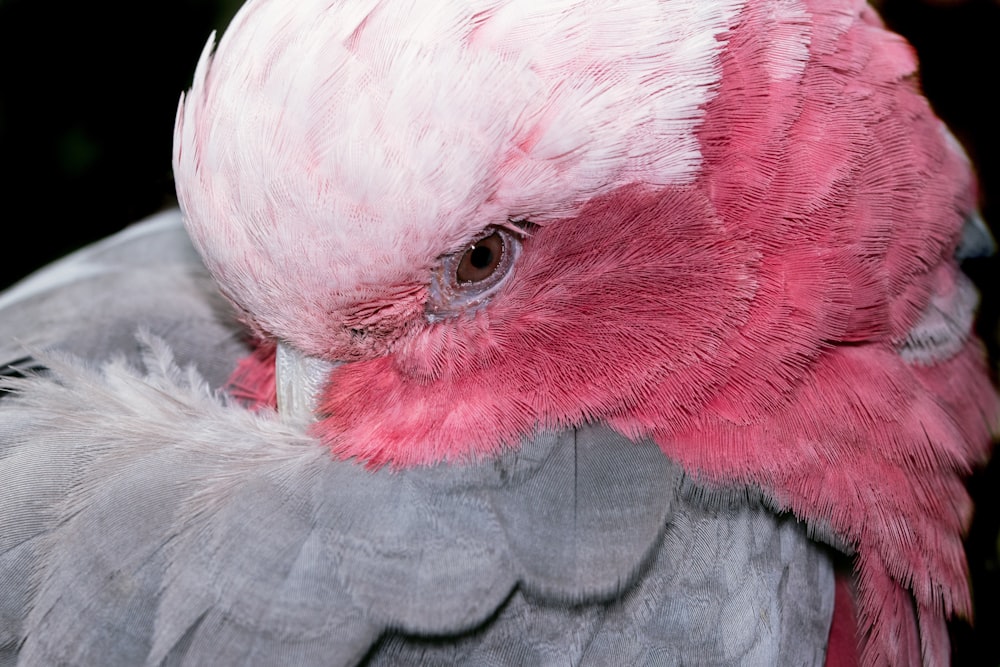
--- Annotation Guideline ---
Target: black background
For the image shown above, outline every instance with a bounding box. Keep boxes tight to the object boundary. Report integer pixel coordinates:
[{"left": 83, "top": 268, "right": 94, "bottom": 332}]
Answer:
[{"left": 1, "top": 0, "right": 998, "bottom": 662}]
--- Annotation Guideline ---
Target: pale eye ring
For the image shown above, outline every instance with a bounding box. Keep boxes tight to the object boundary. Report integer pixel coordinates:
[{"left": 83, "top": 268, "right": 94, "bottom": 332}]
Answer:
[{"left": 426, "top": 226, "right": 522, "bottom": 320}]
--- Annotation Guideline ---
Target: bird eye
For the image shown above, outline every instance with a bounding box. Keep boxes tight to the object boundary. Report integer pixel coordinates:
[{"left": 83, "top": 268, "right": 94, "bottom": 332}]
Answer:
[
  {"left": 456, "top": 231, "right": 505, "bottom": 283},
  {"left": 426, "top": 226, "right": 522, "bottom": 320}
]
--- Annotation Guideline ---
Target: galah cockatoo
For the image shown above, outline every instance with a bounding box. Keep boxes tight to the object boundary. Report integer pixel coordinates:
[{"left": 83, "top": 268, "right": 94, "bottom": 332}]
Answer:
[{"left": 1, "top": 0, "right": 997, "bottom": 665}]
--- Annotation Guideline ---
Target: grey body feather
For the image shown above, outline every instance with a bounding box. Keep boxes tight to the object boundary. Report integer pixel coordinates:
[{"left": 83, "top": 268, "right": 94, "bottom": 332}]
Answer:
[
  {"left": 0, "top": 210, "right": 248, "bottom": 388},
  {"left": 0, "top": 212, "right": 836, "bottom": 665},
  {"left": 900, "top": 212, "right": 999, "bottom": 365}
]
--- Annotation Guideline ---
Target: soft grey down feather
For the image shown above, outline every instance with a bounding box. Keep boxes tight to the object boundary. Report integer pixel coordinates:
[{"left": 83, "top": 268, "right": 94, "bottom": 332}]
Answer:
[{"left": 0, "top": 211, "right": 836, "bottom": 666}]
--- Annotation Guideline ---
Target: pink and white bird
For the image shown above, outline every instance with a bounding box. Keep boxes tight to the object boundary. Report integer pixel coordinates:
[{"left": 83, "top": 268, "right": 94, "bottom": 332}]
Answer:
[{"left": 0, "top": 0, "right": 996, "bottom": 665}]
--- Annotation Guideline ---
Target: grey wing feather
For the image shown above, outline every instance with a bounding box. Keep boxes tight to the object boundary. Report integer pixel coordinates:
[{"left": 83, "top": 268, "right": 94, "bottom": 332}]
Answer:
[
  {"left": 0, "top": 214, "right": 835, "bottom": 665},
  {"left": 369, "top": 500, "right": 833, "bottom": 666},
  {"left": 0, "top": 209, "right": 248, "bottom": 387},
  {"left": 901, "top": 211, "right": 997, "bottom": 365}
]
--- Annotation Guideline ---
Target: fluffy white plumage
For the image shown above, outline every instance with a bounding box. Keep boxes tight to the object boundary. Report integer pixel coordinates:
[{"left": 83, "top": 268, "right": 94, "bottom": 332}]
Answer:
[{"left": 174, "top": 0, "right": 746, "bottom": 359}]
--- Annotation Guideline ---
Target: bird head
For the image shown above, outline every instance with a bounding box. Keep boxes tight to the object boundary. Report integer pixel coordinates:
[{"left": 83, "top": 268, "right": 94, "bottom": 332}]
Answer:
[
  {"left": 174, "top": 0, "right": 760, "bottom": 464},
  {"left": 173, "top": 0, "right": 974, "bottom": 466}
]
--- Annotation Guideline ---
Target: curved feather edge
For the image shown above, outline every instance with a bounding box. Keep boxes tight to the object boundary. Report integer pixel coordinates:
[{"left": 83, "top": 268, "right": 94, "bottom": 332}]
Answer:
[{"left": 0, "top": 335, "right": 834, "bottom": 665}]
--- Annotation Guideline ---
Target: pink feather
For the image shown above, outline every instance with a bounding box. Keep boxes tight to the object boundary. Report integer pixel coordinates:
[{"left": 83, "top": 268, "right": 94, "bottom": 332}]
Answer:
[{"left": 176, "top": 0, "right": 999, "bottom": 664}]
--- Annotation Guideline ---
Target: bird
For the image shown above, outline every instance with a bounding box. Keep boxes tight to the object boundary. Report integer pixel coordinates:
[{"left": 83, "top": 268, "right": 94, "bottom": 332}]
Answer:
[{"left": 1, "top": 0, "right": 997, "bottom": 665}]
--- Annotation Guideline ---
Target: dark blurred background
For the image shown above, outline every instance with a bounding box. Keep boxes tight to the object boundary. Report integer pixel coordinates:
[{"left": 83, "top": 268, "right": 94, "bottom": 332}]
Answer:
[
  {"left": 0, "top": 0, "right": 242, "bottom": 285},
  {"left": 0, "top": 0, "right": 998, "bottom": 661}
]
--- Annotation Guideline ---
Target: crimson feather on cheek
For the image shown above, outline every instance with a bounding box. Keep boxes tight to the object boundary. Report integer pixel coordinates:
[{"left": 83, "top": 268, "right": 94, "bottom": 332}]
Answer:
[{"left": 312, "top": 183, "right": 757, "bottom": 466}]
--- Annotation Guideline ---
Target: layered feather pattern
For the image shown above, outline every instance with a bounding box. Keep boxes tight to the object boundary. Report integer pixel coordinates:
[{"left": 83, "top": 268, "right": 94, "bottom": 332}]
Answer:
[
  {"left": 176, "top": 1, "right": 997, "bottom": 662},
  {"left": 0, "top": 216, "right": 835, "bottom": 664},
  {"left": 1, "top": 0, "right": 995, "bottom": 665}
]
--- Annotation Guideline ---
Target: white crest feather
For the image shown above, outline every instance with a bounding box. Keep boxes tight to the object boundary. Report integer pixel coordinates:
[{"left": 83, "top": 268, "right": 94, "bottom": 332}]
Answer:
[{"left": 173, "top": 0, "right": 746, "bottom": 357}]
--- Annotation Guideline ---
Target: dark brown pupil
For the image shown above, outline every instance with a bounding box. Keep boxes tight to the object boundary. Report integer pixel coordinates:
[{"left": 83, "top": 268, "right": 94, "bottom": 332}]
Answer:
[
  {"left": 456, "top": 232, "right": 504, "bottom": 283},
  {"left": 470, "top": 245, "right": 494, "bottom": 269}
]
